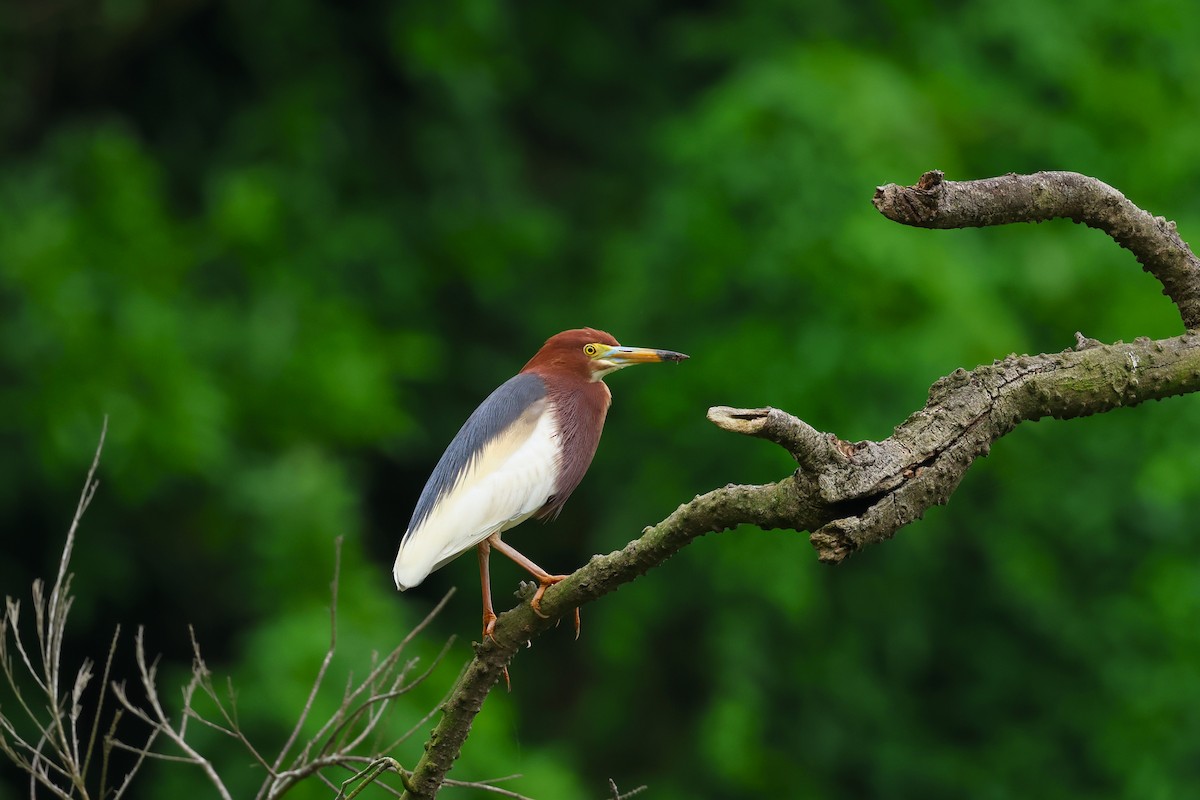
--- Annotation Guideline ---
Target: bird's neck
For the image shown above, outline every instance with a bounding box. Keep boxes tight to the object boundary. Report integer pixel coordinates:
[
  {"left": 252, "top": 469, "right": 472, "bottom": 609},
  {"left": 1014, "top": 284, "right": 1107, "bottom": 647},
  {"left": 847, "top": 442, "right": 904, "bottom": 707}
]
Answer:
[{"left": 539, "top": 378, "right": 610, "bottom": 517}]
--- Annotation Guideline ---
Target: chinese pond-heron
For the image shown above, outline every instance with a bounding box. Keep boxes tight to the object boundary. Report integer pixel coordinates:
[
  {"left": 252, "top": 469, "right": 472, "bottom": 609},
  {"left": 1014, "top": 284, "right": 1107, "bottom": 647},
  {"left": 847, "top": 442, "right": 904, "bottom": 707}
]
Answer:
[{"left": 393, "top": 328, "right": 687, "bottom": 639}]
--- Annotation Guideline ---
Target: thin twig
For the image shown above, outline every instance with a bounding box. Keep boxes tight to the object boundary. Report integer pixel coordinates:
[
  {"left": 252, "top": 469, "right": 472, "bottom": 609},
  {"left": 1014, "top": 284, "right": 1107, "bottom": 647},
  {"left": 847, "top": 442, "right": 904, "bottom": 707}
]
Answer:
[
  {"left": 80, "top": 626, "right": 119, "bottom": 782},
  {"left": 267, "top": 536, "right": 346, "bottom": 790},
  {"left": 442, "top": 775, "right": 535, "bottom": 799},
  {"left": 607, "top": 778, "right": 648, "bottom": 800},
  {"left": 331, "top": 632, "right": 456, "bottom": 758},
  {"left": 0, "top": 419, "right": 111, "bottom": 800},
  {"left": 106, "top": 717, "right": 159, "bottom": 800},
  {"left": 183, "top": 629, "right": 278, "bottom": 779},
  {"left": 286, "top": 589, "right": 455, "bottom": 783},
  {"left": 2, "top": 421, "right": 461, "bottom": 800},
  {"left": 113, "top": 627, "right": 234, "bottom": 800}
]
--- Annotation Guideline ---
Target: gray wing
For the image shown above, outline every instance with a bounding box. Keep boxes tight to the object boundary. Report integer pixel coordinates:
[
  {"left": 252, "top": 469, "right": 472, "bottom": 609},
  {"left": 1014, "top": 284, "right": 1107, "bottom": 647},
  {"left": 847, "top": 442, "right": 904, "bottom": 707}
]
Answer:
[
  {"left": 405, "top": 372, "right": 548, "bottom": 539},
  {"left": 393, "top": 373, "right": 555, "bottom": 589}
]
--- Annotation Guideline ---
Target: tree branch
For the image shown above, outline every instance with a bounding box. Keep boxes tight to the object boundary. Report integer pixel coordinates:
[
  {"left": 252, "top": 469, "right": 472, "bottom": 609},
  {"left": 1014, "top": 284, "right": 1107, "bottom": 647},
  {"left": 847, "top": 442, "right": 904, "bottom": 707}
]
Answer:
[
  {"left": 808, "top": 331, "right": 1200, "bottom": 561},
  {"left": 872, "top": 170, "right": 1200, "bottom": 328},
  {"left": 402, "top": 170, "right": 1200, "bottom": 799}
]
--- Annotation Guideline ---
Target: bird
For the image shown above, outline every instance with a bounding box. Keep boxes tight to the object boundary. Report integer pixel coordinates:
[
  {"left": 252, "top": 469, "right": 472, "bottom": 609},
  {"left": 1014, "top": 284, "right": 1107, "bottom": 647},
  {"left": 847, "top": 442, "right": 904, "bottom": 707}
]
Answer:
[{"left": 393, "top": 328, "right": 687, "bottom": 640}]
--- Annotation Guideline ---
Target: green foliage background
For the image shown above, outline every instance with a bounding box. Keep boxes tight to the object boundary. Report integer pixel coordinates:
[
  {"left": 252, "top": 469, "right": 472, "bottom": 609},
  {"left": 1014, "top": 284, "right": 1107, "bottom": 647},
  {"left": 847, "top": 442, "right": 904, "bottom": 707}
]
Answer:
[{"left": 3, "top": 1, "right": 1200, "bottom": 798}]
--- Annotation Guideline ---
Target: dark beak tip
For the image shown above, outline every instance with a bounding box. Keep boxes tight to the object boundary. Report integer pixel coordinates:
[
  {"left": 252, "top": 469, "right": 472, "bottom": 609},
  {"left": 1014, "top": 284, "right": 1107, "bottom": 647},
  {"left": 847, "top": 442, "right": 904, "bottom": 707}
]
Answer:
[{"left": 665, "top": 351, "right": 689, "bottom": 362}]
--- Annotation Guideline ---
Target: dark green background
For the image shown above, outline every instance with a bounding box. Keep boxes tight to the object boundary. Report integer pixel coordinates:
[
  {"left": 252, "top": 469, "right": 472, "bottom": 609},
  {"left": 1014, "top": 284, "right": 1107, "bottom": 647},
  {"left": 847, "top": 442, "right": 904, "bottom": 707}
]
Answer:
[{"left": 3, "top": 1, "right": 1200, "bottom": 798}]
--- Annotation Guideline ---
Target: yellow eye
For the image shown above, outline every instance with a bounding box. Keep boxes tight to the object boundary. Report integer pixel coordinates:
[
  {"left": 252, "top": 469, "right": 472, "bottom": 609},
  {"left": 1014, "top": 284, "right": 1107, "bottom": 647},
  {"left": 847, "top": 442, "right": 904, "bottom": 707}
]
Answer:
[{"left": 584, "top": 343, "right": 599, "bottom": 357}]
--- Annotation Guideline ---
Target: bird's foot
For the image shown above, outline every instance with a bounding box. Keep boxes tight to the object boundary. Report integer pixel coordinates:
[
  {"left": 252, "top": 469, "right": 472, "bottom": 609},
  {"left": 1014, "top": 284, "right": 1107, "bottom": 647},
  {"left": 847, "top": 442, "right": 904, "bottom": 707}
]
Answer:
[
  {"left": 482, "top": 610, "right": 498, "bottom": 642},
  {"left": 530, "top": 575, "right": 582, "bottom": 639},
  {"left": 529, "top": 574, "right": 569, "bottom": 618},
  {"left": 480, "top": 613, "right": 511, "bottom": 690}
]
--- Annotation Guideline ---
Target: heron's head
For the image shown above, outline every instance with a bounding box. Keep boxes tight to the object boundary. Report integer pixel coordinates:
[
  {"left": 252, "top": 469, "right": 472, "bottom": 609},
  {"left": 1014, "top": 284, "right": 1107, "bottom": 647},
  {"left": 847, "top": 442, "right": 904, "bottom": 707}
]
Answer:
[{"left": 522, "top": 328, "right": 688, "bottom": 383}]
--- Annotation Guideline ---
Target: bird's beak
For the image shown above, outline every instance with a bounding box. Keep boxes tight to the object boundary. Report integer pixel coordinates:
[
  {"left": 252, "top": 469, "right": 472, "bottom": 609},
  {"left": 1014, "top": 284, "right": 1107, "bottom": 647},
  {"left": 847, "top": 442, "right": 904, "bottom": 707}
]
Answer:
[{"left": 602, "top": 345, "right": 689, "bottom": 367}]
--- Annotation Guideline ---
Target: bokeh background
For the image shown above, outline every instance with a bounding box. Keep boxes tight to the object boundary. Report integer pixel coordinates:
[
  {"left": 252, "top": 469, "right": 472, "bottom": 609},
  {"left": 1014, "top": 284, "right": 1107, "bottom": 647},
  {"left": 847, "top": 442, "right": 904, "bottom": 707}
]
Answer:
[{"left": 3, "top": 1, "right": 1200, "bottom": 798}]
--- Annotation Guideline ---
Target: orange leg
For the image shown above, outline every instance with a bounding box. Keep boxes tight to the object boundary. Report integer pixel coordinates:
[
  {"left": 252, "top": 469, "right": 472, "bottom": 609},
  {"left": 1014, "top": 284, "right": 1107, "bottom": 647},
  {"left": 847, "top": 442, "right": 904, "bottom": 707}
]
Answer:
[
  {"left": 477, "top": 540, "right": 510, "bottom": 690},
  {"left": 477, "top": 540, "right": 498, "bottom": 639},
  {"left": 487, "top": 533, "right": 581, "bottom": 639}
]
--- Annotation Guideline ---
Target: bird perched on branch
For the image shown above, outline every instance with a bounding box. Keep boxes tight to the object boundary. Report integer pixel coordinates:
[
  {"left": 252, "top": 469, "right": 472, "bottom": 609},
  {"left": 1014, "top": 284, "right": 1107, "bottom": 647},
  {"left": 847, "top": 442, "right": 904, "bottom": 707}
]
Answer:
[{"left": 393, "top": 328, "right": 687, "bottom": 640}]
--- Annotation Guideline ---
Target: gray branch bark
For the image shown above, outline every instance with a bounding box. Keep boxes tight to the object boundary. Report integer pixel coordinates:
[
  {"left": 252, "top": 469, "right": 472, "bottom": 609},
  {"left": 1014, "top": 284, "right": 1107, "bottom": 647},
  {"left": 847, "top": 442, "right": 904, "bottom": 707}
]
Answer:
[
  {"left": 873, "top": 170, "right": 1200, "bottom": 328},
  {"left": 401, "top": 170, "right": 1200, "bottom": 799}
]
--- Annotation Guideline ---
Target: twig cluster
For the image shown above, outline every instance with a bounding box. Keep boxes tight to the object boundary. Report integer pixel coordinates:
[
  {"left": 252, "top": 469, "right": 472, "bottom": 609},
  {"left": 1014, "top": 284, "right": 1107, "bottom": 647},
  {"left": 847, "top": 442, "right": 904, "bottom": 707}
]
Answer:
[
  {"left": 1, "top": 420, "right": 523, "bottom": 799},
  {"left": 103, "top": 553, "right": 457, "bottom": 800},
  {"left": 0, "top": 420, "right": 136, "bottom": 799}
]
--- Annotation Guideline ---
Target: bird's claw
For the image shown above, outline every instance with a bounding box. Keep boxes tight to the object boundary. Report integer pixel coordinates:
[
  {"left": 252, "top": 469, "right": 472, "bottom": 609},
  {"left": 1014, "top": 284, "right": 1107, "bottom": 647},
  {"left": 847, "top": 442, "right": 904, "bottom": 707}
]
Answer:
[
  {"left": 557, "top": 607, "right": 582, "bottom": 639},
  {"left": 529, "top": 574, "right": 569, "bottom": 618},
  {"left": 529, "top": 575, "right": 582, "bottom": 638},
  {"left": 481, "top": 613, "right": 511, "bottom": 690}
]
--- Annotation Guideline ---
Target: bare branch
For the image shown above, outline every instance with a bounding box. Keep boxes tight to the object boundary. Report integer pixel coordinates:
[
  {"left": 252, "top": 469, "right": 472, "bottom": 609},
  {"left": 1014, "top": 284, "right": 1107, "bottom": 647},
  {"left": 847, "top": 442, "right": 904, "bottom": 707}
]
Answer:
[
  {"left": 258, "top": 592, "right": 453, "bottom": 798},
  {"left": 267, "top": 536, "right": 345, "bottom": 787},
  {"left": 441, "top": 775, "right": 536, "bottom": 800},
  {"left": 0, "top": 419, "right": 117, "bottom": 800},
  {"left": 872, "top": 170, "right": 1200, "bottom": 328},
  {"left": 105, "top": 707, "right": 159, "bottom": 800},
  {"left": 810, "top": 333, "right": 1200, "bottom": 560},
  {"left": 112, "top": 627, "right": 234, "bottom": 800},
  {"left": 181, "top": 631, "right": 277, "bottom": 780},
  {"left": 706, "top": 406, "right": 849, "bottom": 473},
  {"left": 5, "top": 421, "right": 457, "bottom": 800},
  {"left": 326, "top": 633, "right": 456, "bottom": 759},
  {"left": 81, "top": 626, "right": 120, "bottom": 780},
  {"left": 607, "top": 778, "right": 648, "bottom": 800},
  {"left": 335, "top": 756, "right": 407, "bottom": 799}
]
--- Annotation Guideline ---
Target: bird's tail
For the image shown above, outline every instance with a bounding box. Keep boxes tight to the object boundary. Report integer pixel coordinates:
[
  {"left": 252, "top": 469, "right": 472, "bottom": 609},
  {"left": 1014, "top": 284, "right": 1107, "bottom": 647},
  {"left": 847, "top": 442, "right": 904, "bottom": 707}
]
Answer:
[{"left": 392, "top": 546, "right": 430, "bottom": 591}]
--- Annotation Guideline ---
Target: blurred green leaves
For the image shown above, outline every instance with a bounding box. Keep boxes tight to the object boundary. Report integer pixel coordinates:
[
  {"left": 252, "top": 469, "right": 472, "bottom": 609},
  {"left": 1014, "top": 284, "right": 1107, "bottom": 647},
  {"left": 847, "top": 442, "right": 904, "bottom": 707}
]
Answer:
[{"left": 3, "top": 0, "right": 1200, "bottom": 798}]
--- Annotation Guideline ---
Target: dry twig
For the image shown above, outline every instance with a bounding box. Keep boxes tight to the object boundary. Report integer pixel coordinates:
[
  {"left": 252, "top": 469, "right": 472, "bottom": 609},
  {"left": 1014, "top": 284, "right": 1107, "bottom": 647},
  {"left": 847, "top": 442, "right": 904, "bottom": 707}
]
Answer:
[
  {"left": 0, "top": 419, "right": 146, "bottom": 800},
  {"left": 2, "top": 418, "right": 477, "bottom": 799}
]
